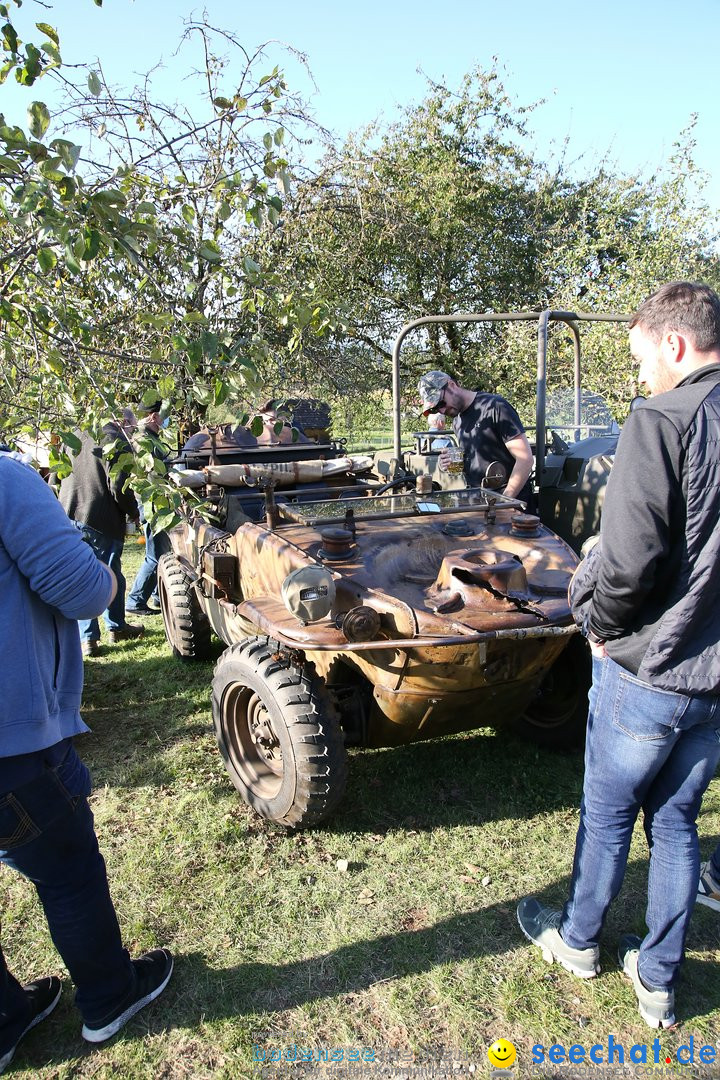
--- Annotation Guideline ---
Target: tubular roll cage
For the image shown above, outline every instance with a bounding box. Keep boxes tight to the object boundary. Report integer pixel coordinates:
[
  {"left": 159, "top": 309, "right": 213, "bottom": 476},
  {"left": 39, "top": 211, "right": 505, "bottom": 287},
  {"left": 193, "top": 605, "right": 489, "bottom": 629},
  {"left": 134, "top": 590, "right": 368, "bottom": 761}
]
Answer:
[{"left": 391, "top": 309, "right": 631, "bottom": 485}]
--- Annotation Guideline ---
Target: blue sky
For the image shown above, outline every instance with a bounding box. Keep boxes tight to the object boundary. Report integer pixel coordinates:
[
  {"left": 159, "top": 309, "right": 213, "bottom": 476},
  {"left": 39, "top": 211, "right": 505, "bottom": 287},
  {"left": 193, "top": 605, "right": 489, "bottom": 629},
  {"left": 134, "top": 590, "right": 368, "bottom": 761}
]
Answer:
[{"left": 2, "top": 0, "right": 718, "bottom": 212}]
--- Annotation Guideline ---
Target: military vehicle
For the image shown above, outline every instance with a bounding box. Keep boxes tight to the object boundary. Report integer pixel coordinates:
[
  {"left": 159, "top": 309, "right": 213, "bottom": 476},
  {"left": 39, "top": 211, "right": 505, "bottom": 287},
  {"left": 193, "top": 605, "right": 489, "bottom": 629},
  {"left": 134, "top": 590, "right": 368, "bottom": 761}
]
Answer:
[{"left": 158, "top": 309, "right": 628, "bottom": 828}]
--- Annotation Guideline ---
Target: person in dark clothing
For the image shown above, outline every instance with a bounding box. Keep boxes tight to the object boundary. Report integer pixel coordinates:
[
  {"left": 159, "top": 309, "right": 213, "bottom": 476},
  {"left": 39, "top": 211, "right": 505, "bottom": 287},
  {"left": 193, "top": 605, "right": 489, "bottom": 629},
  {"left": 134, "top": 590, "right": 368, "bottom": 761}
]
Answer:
[
  {"left": 517, "top": 282, "right": 720, "bottom": 1030},
  {"left": 697, "top": 843, "right": 720, "bottom": 910},
  {"left": 417, "top": 371, "right": 533, "bottom": 503},
  {"left": 126, "top": 403, "right": 171, "bottom": 615},
  {"left": 58, "top": 422, "right": 143, "bottom": 656},
  {"left": 0, "top": 455, "right": 172, "bottom": 1072}
]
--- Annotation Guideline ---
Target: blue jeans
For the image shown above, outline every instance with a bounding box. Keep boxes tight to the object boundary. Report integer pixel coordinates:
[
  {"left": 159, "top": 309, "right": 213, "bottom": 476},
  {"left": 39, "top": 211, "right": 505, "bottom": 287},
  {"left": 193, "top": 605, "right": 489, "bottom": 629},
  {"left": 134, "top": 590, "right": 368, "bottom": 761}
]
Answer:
[
  {"left": 560, "top": 655, "right": 720, "bottom": 990},
  {"left": 74, "top": 524, "right": 126, "bottom": 639},
  {"left": 0, "top": 742, "right": 134, "bottom": 1036},
  {"left": 127, "top": 525, "right": 170, "bottom": 609}
]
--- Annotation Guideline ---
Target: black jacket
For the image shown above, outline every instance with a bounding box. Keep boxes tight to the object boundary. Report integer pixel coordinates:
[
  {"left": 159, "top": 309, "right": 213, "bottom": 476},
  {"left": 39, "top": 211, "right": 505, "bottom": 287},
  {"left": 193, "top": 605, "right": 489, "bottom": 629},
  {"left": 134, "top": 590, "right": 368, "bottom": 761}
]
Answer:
[
  {"left": 59, "top": 424, "right": 138, "bottom": 541},
  {"left": 576, "top": 363, "right": 720, "bottom": 693}
]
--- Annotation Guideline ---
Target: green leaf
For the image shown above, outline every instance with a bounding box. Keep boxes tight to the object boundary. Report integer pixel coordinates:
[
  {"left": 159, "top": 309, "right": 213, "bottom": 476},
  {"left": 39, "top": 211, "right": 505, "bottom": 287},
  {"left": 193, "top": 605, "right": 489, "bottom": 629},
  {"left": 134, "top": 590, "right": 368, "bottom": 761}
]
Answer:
[
  {"left": 37, "top": 246, "right": 56, "bottom": 272},
  {"left": 40, "top": 40, "right": 61, "bottom": 64},
  {"left": 35, "top": 22, "right": 58, "bottom": 45},
  {"left": 263, "top": 132, "right": 272, "bottom": 151},
  {"left": 2, "top": 22, "right": 18, "bottom": 55},
  {"left": 152, "top": 511, "right": 180, "bottom": 532},
  {"left": 81, "top": 228, "right": 100, "bottom": 261},
  {"left": 92, "top": 189, "right": 126, "bottom": 208},
  {"left": 44, "top": 350, "right": 63, "bottom": 374},
  {"left": 191, "top": 382, "right": 213, "bottom": 405},
  {"left": 64, "top": 246, "right": 82, "bottom": 276},
  {"left": 181, "top": 204, "right": 195, "bottom": 225},
  {"left": 27, "top": 100, "right": 50, "bottom": 139},
  {"left": 56, "top": 175, "right": 76, "bottom": 201},
  {"left": 199, "top": 241, "right": 221, "bottom": 263},
  {"left": 26, "top": 140, "right": 47, "bottom": 161},
  {"left": 24, "top": 43, "right": 43, "bottom": 78},
  {"left": 250, "top": 415, "right": 264, "bottom": 436},
  {"left": 60, "top": 430, "right": 82, "bottom": 452},
  {"left": 51, "top": 138, "right": 80, "bottom": 170},
  {"left": 212, "top": 96, "right": 232, "bottom": 110},
  {"left": 87, "top": 71, "right": 101, "bottom": 97}
]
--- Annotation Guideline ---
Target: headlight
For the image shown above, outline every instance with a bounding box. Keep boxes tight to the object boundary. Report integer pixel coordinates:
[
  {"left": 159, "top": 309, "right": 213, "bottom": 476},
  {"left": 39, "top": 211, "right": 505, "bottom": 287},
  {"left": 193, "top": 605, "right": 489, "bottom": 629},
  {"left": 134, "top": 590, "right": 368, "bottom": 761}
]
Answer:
[{"left": 281, "top": 566, "right": 336, "bottom": 624}]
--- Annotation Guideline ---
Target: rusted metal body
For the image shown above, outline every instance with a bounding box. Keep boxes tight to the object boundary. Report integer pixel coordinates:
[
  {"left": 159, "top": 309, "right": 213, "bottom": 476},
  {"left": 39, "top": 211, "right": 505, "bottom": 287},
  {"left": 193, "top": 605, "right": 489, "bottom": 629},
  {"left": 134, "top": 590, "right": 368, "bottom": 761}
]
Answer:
[
  {"left": 159, "top": 309, "right": 634, "bottom": 826},
  {"left": 169, "top": 485, "right": 579, "bottom": 748}
]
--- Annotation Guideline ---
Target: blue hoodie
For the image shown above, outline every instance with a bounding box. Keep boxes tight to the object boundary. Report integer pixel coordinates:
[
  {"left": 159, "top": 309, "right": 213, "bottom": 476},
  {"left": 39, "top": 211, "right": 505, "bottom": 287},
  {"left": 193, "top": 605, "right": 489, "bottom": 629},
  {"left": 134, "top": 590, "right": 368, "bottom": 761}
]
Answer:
[{"left": 0, "top": 455, "right": 113, "bottom": 755}]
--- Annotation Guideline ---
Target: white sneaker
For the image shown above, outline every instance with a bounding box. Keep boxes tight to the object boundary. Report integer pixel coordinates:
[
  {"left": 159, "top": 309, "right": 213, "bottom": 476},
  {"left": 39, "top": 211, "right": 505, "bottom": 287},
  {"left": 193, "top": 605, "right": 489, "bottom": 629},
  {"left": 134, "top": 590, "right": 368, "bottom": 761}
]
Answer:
[{"left": 697, "top": 861, "right": 720, "bottom": 911}]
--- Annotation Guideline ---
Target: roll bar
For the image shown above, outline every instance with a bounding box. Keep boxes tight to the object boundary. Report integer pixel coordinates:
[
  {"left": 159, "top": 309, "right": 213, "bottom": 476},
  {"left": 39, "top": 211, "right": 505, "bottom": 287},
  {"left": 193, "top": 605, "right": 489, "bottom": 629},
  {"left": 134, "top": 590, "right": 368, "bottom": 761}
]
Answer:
[{"left": 390, "top": 309, "right": 630, "bottom": 486}]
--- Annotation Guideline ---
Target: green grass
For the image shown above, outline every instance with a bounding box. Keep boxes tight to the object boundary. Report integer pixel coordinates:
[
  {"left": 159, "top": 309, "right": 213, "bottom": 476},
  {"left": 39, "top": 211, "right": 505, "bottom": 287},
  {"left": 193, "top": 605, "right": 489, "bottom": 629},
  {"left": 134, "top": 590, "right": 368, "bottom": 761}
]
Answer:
[{"left": 2, "top": 542, "right": 720, "bottom": 1078}]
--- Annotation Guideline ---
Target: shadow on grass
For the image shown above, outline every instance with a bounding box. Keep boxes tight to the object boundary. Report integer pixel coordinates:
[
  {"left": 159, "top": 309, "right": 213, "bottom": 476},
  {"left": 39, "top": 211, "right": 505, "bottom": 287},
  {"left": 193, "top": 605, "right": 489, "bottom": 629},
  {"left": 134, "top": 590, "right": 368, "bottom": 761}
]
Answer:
[
  {"left": 19, "top": 853, "right": 720, "bottom": 1073},
  {"left": 77, "top": 640, "right": 586, "bottom": 831}
]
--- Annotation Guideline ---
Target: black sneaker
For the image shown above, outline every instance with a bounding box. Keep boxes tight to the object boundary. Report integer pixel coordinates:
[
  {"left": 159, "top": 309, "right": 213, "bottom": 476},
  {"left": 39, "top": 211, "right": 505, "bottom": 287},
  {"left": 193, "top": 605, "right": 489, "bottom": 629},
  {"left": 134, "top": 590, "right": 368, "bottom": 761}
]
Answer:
[
  {"left": 0, "top": 976, "right": 62, "bottom": 1074},
  {"left": 108, "top": 623, "right": 145, "bottom": 644},
  {"left": 125, "top": 604, "right": 161, "bottom": 616},
  {"left": 81, "top": 949, "right": 173, "bottom": 1043}
]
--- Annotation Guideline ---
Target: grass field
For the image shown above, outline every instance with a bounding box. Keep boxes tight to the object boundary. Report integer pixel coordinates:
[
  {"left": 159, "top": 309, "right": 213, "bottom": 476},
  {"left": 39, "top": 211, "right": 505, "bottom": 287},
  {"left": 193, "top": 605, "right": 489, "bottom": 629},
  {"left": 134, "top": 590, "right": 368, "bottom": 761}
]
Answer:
[{"left": 2, "top": 543, "right": 720, "bottom": 1079}]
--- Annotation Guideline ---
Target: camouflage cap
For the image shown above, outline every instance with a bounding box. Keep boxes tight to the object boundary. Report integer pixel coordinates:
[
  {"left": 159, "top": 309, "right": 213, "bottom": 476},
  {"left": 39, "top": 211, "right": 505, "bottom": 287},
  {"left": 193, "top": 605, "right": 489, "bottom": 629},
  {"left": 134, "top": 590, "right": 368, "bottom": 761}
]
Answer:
[{"left": 418, "top": 370, "right": 451, "bottom": 415}]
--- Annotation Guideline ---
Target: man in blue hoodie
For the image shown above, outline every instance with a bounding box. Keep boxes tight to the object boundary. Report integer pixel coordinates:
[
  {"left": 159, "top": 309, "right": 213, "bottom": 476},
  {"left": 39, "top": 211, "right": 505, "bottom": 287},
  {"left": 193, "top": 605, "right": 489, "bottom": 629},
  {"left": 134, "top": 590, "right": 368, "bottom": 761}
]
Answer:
[{"left": 0, "top": 454, "right": 172, "bottom": 1072}]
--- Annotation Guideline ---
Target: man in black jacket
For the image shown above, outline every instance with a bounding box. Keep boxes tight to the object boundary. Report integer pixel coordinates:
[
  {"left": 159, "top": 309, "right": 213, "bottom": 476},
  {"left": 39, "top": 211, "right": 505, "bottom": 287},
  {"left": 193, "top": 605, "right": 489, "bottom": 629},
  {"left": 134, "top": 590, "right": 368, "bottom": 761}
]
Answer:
[
  {"left": 59, "top": 421, "right": 144, "bottom": 656},
  {"left": 517, "top": 282, "right": 720, "bottom": 1029}
]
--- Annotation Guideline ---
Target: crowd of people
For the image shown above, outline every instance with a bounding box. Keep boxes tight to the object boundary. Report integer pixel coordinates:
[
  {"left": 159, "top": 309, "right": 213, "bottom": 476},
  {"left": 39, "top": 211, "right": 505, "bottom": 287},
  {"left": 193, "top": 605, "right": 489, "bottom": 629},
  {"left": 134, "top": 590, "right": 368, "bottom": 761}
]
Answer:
[{"left": 2, "top": 283, "right": 720, "bottom": 1070}]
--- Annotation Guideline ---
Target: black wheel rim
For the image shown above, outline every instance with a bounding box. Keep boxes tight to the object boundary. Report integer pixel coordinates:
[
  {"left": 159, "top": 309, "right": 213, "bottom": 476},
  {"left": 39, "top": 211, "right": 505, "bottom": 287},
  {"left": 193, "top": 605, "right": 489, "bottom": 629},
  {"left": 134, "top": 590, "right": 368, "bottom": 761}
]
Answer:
[{"left": 524, "top": 654, "right": 581, "bottom": 731}]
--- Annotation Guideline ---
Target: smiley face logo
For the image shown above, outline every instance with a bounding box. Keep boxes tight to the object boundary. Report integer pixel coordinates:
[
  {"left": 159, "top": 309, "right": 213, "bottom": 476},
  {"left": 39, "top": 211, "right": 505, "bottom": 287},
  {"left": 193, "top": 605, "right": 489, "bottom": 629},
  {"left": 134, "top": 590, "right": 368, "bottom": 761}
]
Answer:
[{"left": 488, "top": 1039, "right": 516, "bottom": 1069}]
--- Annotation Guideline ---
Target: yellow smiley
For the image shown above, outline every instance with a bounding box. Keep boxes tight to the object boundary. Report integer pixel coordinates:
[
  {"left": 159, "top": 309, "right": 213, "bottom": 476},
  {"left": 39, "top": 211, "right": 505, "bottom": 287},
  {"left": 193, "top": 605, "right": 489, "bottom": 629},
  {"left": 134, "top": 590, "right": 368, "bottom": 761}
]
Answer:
[{"left": 488, "top": 1039, "right": 517, "bottom": 1069}]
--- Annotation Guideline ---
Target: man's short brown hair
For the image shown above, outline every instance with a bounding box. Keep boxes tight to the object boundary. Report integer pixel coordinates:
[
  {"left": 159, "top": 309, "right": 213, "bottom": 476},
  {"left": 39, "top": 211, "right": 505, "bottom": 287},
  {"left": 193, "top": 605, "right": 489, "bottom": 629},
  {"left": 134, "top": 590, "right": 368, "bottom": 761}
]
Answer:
[{"left": 630, "top": 281, "right": 720, "bottom": 352}]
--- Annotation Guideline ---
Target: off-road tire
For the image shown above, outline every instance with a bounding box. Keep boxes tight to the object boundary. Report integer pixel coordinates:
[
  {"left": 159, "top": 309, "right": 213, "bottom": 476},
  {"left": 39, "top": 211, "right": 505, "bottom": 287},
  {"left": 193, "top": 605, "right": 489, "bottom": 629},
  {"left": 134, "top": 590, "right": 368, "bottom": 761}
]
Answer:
[
  {"left": 212, "top": 636, "right": 348, "bottom": 828},
  {"left": 157, "top": 551, "right": 212, "bottom": 661},
  {"left": 512, "top": 635, "right": 590, "bottom": 750}
]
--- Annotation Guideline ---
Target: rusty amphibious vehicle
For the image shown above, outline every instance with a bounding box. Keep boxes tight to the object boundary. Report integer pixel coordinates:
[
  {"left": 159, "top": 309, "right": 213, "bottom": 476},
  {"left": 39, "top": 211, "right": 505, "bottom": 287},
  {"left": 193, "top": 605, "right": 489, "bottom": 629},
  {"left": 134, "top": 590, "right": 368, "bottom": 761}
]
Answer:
[{"left": 159, "top": 310, "right": 627, "bottom": 827}]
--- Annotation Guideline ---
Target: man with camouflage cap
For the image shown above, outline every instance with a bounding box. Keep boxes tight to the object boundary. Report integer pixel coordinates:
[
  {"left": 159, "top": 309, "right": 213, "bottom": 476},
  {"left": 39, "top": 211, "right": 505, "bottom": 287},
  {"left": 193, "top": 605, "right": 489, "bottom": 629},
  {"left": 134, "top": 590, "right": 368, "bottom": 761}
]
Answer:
[{"left": 417, "top": 370, "right": 533, "bottom": 503}]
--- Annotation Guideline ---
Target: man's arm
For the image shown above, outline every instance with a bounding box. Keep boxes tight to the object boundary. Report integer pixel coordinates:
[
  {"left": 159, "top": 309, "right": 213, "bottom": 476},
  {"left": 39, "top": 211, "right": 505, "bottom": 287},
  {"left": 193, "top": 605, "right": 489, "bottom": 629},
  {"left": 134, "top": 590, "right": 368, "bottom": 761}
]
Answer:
[
  {"left": 588, "top": 408, "right": 682, "bottom": 641},
  {"left": 0, "top": 458, "right": 114, "bottom": 619},
  {"left": 503, "top": 433, "right": 533, "bottom": 499}
]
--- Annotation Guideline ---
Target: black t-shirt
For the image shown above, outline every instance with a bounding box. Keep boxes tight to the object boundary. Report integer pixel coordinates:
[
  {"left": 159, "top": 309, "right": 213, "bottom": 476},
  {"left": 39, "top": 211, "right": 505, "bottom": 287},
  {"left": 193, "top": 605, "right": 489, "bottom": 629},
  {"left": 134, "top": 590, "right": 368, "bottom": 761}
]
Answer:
[{"left": 453, "top": 392, "right": 531, "bottom": 500}]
